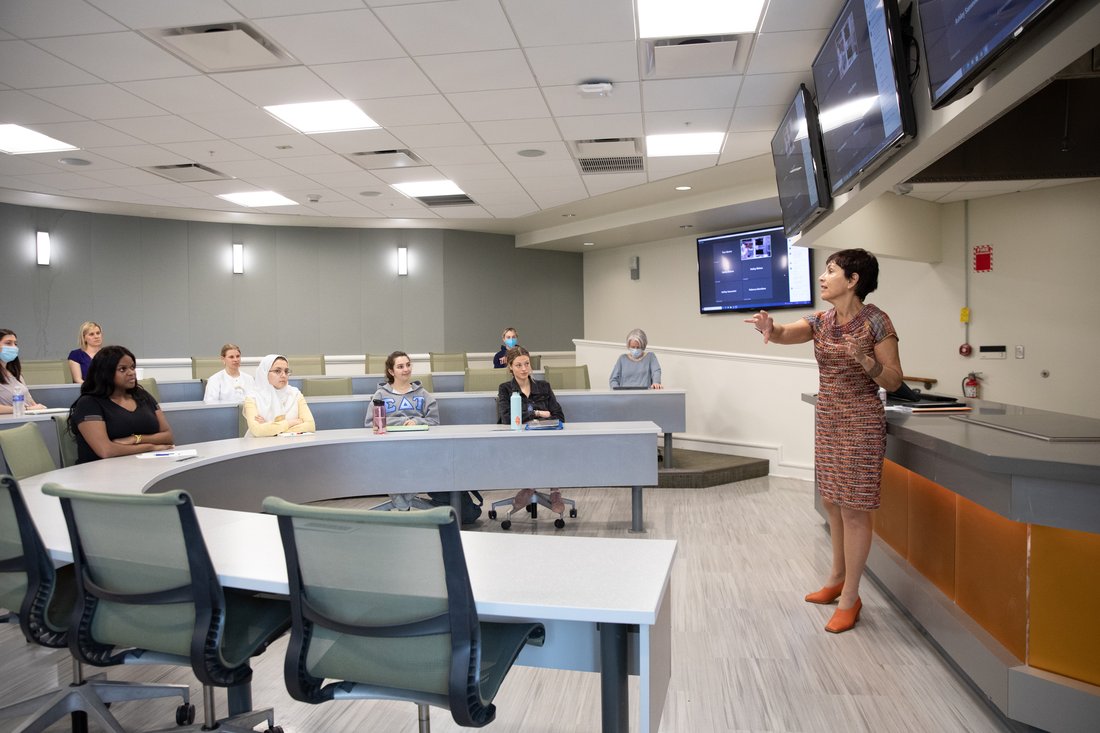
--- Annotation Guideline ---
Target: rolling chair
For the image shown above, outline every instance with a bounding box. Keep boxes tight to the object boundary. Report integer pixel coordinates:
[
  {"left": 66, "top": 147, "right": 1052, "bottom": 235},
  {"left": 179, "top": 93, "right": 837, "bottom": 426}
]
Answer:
[
  {"left": 52, "top": 414, "right": 79, "bottom": 468},
  {"left": 412, "top": 373, "right": 434, "bottom": 392},
  {"left": 18, "top": 360, "right": 71, "bottom": 385},
  {"left": 543, "top": 365, "right": 590, "bottom": 390},
  {"left": 288, "top": 355, "right": 324, "bottom": 376},
  {"left": 527, "top": 354, "right": 541, "bottom": 370},
  {"left": 262, "top": 498, "right": 544, "bottom": 732},
  {"left": 0, "top": 423, "right": 56, "bottom": 479},
  {"left": 301, "top": 377, "right": 353, "bottom": 396},
  {"left": 190, "top": 357, "right": 223, "bottom": 380},
  {"left": 366, "top": 354, "right": 389, "bottom": 374},
  {"left": 463, "top": 368, "right": 504, "bottom": 392},
  {"left": 42, "top": 484, "right": 292, "bottom": 733},
  {"left": 137, "top": 377, "right": 161, "bottom": 401},
  {"left": 0, "top": 474, "right": 195, "bottom": 732},
  {"left": 429, "top": 352, "right": 468, "bottom": 372}
]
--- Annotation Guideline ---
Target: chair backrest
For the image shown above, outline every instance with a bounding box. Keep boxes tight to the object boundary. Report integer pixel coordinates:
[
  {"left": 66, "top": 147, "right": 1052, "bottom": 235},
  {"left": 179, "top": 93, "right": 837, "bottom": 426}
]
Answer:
[
  {"left": 263, "top": 498, "right": 496, "bottom": 725},
  {"left": 366, "top": 354, "right": 389, "bottom": 374},
  {"left": 0, "top": 423, "right": 57, "bottom": 479},
  {"left": 413, "top": 373, "right": 434, "bottom": 392},
  {"left": 20, "top": 359, "right": 71, "bottom": 385},
  {"left": 191, "top": 357, "right": 223, "bottom": 380},
  {"left": 302, "top": 377, "right": 353, "bottom": 397},
  {"left": 543, "top": 364, "right": 590, "bottom": 390},
  {"left": 0, "top": 474, "right": 70, "bottom": 647},
  {"left": 42, "top": 484, "right": 261, "bottom": 687},
  {"left": 288, "top": 355, "right": 324, "bottom": 376},
  {"left": 52, "top": 414, "right": 79, "bottom": 468},
  {"left": 528, "top": 354, "right": 542, "bottom": 370},
  {"left": 429, "top": 352, "right": 468, "bottom": 372},
  {"left": 464, "top": 368, "right": 503, "bottom": 392},
  {"left": 138, "top": 377, "right": 161, "bottom": 402}
]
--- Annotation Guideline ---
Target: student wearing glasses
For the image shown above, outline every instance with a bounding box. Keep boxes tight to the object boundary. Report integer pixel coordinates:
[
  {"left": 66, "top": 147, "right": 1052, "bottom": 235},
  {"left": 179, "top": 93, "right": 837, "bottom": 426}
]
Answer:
[{"left": 242, "top": 354, "right": 315, "bottom": 437}]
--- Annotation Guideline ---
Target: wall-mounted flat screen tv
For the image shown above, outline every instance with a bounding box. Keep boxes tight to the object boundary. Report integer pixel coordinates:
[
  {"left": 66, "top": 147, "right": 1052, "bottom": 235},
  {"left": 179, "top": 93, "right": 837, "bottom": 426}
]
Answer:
[
  {"left": 771, "top": 84, "right": 832, "bottom": 236},
  {"left": 917, "top": 0, "right": 1065, "bottom": 109},
  {"left": 697, "top": 225, "right": 814, "bottom": 314},
  {"left": 811, "top": 0, "right": 916, "bottom": 195}
]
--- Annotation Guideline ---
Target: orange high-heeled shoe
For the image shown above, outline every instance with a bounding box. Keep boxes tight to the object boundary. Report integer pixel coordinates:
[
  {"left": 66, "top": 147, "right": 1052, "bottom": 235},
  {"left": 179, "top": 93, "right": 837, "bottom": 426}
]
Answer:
[
  {"left": 804, "top": 582, "right": 844, "bottom": 604},
  {"left": 825, "top": 597, "right": 862, "bottom": 634}
]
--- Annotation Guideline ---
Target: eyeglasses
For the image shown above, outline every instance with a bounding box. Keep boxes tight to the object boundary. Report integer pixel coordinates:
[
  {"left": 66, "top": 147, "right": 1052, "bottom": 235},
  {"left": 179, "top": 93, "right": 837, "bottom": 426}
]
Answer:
[{"left": 269, "top": 368, "right": 292, "bottom": 376}]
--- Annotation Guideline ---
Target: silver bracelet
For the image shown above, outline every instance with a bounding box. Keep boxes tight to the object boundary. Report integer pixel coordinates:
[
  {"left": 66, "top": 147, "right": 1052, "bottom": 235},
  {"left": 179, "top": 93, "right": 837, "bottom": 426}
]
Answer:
[{"left": 866, "top": 361, "right": 883, "bottom": 378}]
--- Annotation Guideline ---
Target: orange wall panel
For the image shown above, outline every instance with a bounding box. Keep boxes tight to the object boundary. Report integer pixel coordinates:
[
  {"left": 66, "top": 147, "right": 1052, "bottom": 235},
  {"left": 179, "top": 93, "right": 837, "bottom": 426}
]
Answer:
[
  {"left": 906, "top": 473, "right": 957, "bottom": 599},
  {"left": 955, "top": 496, "right": 1027, "bottom": 661},
  {"left": 874, "top": 459, "right": 909, "bottom": 556}
]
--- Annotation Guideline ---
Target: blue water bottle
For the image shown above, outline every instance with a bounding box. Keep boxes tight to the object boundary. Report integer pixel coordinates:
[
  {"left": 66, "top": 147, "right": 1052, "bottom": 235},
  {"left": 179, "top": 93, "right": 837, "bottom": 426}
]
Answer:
[{"left": 510, "top": 390, "right": 521, "bottom": 430}]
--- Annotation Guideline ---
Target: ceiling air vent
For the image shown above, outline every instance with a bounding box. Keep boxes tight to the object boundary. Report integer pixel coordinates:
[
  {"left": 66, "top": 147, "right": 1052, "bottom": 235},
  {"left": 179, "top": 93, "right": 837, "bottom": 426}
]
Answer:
[
  {"left": 142, "top": 22, "right": 296, "bottom": 73},
  {"left": 415, "top": 194, "right": 477, "bottom": 207},
  {"left": 140, "top": 163, "right": 234, "bottom": 183},
  {"left": 346, "top": 149, "right": 426, "bottom": 170},
  {"left": 571, "top": 138, "right": 644, "bottom": 174},
  {"left": 642, "top": 34, "right": 751, "bottom": 78}
]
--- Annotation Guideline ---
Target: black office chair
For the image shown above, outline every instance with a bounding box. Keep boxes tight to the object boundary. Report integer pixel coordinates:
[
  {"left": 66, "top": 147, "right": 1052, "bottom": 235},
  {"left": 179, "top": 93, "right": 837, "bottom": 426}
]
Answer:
[
  {"left": 0, "top": 474, "right": 194, "bottom": 732},
  {"left": 42, "top": 484, "right": 292, "bottom": 733},
  {"left": 263, "top": 498, "right": 545, "bottom": 732}
]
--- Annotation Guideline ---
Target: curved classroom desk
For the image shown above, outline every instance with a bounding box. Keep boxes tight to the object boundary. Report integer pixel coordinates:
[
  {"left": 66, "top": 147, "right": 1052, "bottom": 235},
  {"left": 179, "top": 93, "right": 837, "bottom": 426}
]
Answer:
[
  {"left": 803, "top": 395, "right": 1100, "bottom": 732},
  {"left": 15, "top": 425, "right": 674, "bottom": 733}
]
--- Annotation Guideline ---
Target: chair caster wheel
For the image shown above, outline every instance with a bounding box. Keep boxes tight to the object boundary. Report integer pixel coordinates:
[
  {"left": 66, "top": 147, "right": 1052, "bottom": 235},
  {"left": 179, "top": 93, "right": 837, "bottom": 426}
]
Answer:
[
  {"left": 265, "top": 727, "right": 284, "bottom": 733},
  {"left": 488, "top": 510, "right": 497, "bottom": 520},
  {"left": 176, "top": 703, "right": 196, "bottom": 726},
  {"left": 554, "top": 518, "right": 565, "bottom": 529},
  {"left": 501, "top": 520, "right": 512, "bottom": 530},
  {"left": 569, "top": 509, "right": 578, "bottom": 518},
  {"left": 526, "top": 503, "right": 535, "bottom": 515}
]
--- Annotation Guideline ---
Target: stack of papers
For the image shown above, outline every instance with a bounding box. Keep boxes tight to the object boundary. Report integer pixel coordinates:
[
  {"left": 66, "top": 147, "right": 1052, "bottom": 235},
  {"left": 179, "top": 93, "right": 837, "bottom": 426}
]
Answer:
[{"left": 136, "top": 449, "right": 198, "bottom": 459}]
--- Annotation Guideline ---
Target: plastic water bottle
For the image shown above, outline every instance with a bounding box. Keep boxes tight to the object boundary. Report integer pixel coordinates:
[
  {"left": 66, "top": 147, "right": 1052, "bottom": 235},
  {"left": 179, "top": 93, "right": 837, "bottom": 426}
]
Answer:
[
  {"left": 11, "top": 384, "right": 26, "bottom": 418},
  {"left": 878, "top": 387, "right": 888, "bottom": 410},
  {"left": 510, "top": 391, "right": 521, "bottom": 430},
  {"left": 371, "top": 399, "right": 386, "bottom": 435}
]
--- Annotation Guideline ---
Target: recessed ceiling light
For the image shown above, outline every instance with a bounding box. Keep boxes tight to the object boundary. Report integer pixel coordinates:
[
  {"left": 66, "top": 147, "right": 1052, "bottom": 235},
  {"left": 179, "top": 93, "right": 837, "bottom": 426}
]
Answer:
[
  {"left": 359, "top": 190, "right": 382, "bottom": 197},
  {"left": 583, "top": 242, "right": 595, "bottom": 246},
  {"left": 218, "top": 191, "right": 297, "bottom": 207},
  {"left": 517, "top": 148, "right": 545, "bottom": 157},
  {"left": 0, "top": 124, "right": 78, "bottom": 155},
  {"left": 562, "top": 213, "right": 576, "bottom": 218},
  {"left": 675, "top": 185, "right": 692, "bottom": 191},
  {"left": 263, "top": 100, "right": 379, "bottom": 134},
  {"left": 391, "top": 180, "right": 464, "bottom": 197},
  {"left": 275, "top": 144, "right": 293, "bottom": 150},
  {"left": 637, "top": 0, "right": 766, "bottom": 38},
  {"left": 59, "top": 157, "right": 92, "bottom": 166},
  {"left": 646, "top": 132, "right": 725, "bottom": 157},
  {"left": 679, "top": 224, "right": 694, "bottom": 229}
]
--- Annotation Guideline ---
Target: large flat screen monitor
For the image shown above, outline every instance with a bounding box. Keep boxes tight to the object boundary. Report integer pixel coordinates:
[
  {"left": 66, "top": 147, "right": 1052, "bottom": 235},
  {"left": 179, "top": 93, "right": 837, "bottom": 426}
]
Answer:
[
  {"left": 917, "top": 0, "right": 1064, "bottom": 109},
  {"left": 811, "top": 0, "right": 916, "bottom": 195},
  {"left": 697, "top": 225, "right": 814, "bottom": 314},
  {"left": 771, "top": 84, "right": 832, "bottom": 236}
]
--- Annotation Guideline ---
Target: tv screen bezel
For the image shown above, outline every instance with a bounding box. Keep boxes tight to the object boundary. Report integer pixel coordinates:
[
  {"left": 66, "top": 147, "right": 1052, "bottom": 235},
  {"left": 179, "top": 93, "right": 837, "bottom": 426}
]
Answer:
[
  {"left": 916, "top": 0, "right": 1064, "bottom": 109},
  {"left": 811, "top": 0, "right": 917, "bottom": 196},
  {"left": 696, "top": 224, "right": 815, "bottom": 315},
  {"left": 771, "top": 83, "right": 832, "bottom": 236}
]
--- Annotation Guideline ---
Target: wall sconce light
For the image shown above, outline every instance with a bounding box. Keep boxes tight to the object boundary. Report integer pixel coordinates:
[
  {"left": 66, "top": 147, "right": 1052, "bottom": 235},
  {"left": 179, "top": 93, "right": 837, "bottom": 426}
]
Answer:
[
  {"left": 630, "top": 255, "right": 640, "bottom": 280},
  {"left": 397, "top": 246, "right": 408, "bottom": 276},
  {"left": 36, "top": 231, "right": 50, "bottom": 266},
  {"left": 232, "top": 243, "right": 244, "bottom": 274}
]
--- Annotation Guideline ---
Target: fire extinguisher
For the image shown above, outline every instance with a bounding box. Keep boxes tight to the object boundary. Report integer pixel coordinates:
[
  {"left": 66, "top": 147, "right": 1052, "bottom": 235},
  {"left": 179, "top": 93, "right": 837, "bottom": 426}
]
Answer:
[{"left": 962, "top": 372, "right": 981, "bottom": 399}]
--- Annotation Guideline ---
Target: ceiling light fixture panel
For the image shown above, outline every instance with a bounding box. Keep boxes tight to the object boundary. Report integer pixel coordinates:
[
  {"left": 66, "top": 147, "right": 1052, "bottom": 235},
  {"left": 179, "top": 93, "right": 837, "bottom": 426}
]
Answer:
[
  {"left": 646, "top": 132, "right": 725, "bottom": 157},
  {"left": 264, "top": 100, "right": 380, "bottom": 134},
  {"left": 0, "top": 124, "right": 78, "bottom": 155},
  {"left": 218, "top": 191, "right": 297, "bottom": 207}
]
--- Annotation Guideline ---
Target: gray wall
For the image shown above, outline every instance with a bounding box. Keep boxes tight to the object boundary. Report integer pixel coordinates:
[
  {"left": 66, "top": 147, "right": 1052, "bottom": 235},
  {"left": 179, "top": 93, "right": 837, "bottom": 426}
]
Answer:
[{"left": 1, "top": 203, "right": 583, "bottom": 359}]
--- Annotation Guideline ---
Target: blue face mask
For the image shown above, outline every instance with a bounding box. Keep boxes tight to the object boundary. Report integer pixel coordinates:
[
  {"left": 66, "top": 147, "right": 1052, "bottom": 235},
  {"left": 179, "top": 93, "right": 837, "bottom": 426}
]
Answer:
[
  {"left": 0, "top": 345, "right": 18, "bottom": 363},
  {"left": 504, "top": 337, "right": 517, "bottom": 348},
  {"left": 629, "top": 348, "right": 643, "bottom": 359}
]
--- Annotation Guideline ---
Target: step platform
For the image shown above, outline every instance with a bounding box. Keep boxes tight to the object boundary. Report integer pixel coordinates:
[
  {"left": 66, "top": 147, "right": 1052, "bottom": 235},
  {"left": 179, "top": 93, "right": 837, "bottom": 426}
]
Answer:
[{"left": 657, "top": 448, "right": 769, "bottom": 489}]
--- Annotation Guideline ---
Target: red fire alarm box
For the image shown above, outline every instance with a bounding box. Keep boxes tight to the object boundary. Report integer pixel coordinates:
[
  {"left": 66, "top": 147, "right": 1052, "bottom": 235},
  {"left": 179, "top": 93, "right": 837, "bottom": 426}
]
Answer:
[{"left": 973, "top": 244, "right": 993, "bottom": 273}]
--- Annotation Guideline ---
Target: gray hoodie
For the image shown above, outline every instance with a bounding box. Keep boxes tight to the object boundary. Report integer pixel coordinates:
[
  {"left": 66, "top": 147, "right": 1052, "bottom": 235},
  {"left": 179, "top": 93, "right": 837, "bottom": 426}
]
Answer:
[{"left": 368, "top": 380, "right": 439, "bottom": 426}]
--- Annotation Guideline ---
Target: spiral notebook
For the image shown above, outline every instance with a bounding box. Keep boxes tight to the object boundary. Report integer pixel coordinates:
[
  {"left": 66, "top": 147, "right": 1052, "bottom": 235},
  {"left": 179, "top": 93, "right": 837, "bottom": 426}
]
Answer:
[{"left": 524, "top": 419, "right": 563, "bottom": 430}]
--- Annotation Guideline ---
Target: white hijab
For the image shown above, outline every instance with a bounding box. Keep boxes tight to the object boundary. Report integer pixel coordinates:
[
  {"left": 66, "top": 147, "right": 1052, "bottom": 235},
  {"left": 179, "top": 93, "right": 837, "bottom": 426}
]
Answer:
[{"left": 250, "top": 354, "right": 301, "bottom": 422}]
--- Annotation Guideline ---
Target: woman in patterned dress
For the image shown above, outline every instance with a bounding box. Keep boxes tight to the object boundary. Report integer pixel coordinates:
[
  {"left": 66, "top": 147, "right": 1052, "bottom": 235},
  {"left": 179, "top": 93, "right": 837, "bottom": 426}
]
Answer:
[{"left": 746, "top": 249, "right": 902, "bottom": 633}]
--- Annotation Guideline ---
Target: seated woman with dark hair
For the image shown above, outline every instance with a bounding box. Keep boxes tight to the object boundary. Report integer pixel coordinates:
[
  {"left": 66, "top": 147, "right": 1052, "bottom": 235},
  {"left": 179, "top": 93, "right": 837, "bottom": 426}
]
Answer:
[
  {"left": 0, "top": 328, "right": 46, "bottom": 413},
  {"left": 67, "top": 345, "right": 175, "bottom": 463}
]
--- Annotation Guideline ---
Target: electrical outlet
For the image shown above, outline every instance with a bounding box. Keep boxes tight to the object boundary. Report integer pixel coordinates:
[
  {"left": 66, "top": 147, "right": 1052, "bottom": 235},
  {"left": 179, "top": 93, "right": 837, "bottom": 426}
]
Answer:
[{"left": 1015, "top": 345, "right": 1025, "bottom": 359}]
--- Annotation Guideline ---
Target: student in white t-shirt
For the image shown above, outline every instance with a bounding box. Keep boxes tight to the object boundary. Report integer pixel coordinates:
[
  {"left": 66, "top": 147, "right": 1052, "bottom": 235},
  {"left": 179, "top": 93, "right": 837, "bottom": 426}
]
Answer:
[{"left": 203, "top": 343, "right": 255, "bottom": 404}]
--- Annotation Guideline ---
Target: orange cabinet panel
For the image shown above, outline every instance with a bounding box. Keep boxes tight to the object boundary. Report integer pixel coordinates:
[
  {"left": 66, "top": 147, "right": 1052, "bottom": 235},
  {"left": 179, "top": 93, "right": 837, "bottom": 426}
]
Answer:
[
  {"left": 955, "top": 496, "right": 1027, "bottom": 661},
  {"left": 906, "top": 473, "right": 957, "bottom": 599},
  {"left": 874, "top": 459, "right": 909, "bottom": 556},
  {"left": 1029, "top": 525, "right": 1100, "bottom": 687}
]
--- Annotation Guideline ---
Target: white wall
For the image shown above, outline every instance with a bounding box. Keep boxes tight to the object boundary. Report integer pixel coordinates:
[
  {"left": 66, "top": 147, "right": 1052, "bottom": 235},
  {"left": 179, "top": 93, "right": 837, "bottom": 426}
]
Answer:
[{"left": 582, "top": 180, "right": 1100, "bottom": 477}]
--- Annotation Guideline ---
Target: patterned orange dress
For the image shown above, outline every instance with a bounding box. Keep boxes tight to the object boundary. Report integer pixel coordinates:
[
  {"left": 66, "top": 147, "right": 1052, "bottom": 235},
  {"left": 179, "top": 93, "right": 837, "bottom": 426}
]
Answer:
[{"left": 805, "top": 303, "right": 897, "bottom": 510}]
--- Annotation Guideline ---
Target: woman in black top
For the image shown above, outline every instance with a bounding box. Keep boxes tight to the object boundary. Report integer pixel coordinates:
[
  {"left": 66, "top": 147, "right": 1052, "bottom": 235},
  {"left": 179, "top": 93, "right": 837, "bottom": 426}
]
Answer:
[
  {"left": 68, "top": 345, "right": 174, "bottom": 464},
  {"left": 496, "top": 346, "right": 566, "bottom": 513}
]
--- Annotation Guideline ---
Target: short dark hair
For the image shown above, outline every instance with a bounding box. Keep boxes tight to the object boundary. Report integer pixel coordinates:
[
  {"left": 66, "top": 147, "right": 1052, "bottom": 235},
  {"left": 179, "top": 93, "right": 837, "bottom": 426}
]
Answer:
[
  {"left": 0, "top": 328, "right": 21, "bottom": 384},
  {"left": 826, "top": 249, "right": 879, "bottom": 300},
  {"left": 384, "top": 351, "right": 410, "bottom": 384}
]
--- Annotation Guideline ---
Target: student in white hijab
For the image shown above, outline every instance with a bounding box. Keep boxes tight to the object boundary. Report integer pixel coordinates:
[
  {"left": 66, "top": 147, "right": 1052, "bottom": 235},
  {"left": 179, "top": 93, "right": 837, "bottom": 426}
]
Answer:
[{"left": 242, "top": 354, "right": 316, "bottom": 437}]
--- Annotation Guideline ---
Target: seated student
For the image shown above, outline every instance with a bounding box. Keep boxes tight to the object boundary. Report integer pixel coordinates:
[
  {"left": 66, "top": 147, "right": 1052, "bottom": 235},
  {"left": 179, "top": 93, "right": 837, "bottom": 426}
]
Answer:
[
  {"left": 67, "top": 345, "right": 174, "bottom": 463},
  {"left": 609, "top": 328, "right": 663, "bottom": 389},
  {"left": 497, "top": 346, "right": 567, "bottom": 513},
  {"left": 492, "top": 326, "right": 519, "bottom": 368},
  {"left": 242, "top": 354, "right": 316, "bottom": 437},
  {"left": 370, "top": 351, "right": 439, "bottom": 511},
  {"left": 67, "top": 321, "right": 103, "bottom": 385},
  {"left": 0, "top": 328, "right": 47, "bottom": 413},
  {"left": 203, "top": 343, "right": 255, "bottom": 404}
]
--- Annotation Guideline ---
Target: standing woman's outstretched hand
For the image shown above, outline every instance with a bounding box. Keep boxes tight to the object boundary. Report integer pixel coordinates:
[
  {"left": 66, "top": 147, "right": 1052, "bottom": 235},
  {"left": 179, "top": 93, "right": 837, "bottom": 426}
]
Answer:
[{"left": 745, "top": 310, "right": 774, "bottom": 343}]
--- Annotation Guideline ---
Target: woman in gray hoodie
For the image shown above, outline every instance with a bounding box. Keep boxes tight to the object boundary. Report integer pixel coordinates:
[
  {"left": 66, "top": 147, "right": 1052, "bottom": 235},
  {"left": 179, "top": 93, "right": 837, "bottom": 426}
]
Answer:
[{"left": 369, "top": 351, "right": 439, "bottom": 510}]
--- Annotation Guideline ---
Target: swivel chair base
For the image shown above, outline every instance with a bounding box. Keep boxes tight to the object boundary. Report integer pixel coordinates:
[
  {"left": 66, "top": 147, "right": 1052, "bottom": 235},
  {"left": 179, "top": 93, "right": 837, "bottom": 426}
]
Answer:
[
  {"left": 149, "top": 684, "right": 281, "bottom": 733},
  {"left": 488, "top": 491, "right": 577, "bottom": 530},
  {"left": 370, "top": 495, "right": 435, "bottom": 512}
]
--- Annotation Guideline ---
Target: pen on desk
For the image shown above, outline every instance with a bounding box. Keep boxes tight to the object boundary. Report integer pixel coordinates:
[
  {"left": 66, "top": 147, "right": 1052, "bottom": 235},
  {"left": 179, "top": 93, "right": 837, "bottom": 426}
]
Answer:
[
  {"left": 153, "top": 452, "right": 173, "bottom": 457},
  {"left": 176, "top": 455, "right": 197, "bottom": 462}
]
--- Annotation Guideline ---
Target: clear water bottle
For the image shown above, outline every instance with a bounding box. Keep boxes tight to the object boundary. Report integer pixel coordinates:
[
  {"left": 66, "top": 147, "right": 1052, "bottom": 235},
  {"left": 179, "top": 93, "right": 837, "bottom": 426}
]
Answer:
[
  {"left": 878, "top": 387, "right": 887, "bottom": 411},
  {"left": 11, "top": 384, "right": 26, "bottom": 417},
  {"left": 510, "top": 391, "right": 521, "bottom": 430}
]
